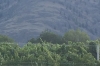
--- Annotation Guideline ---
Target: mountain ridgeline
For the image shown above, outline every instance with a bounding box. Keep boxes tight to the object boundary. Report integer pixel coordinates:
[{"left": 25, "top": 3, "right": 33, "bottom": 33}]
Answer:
[{"left": 0, "top": 0, "right": 100, "bottom": 43}]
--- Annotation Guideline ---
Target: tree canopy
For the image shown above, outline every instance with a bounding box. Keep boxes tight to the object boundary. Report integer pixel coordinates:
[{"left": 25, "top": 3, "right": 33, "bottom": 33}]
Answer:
[
  {"left": 64, "top": 29, "right": 90, "bottom": 43},
  {"left": 0, "top": 41, "right": 100, "bottom": 66},
  {"left": 29, "top": 30, "right": 64, "bottom": 44},
  {"left": 0, "top": 34, "right": 14, "bottom": 43},
  {"left": 0, "top": 30, "right": 100, "bottom": 66},
  {"left": 29, "top": 29, "right": 90, "bottom": 44}
]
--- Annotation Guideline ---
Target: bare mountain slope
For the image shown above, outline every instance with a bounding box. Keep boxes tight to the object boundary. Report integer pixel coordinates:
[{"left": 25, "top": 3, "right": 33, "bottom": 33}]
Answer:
[{"left": 0, "top": 0, "right": 100, "bottom": 43}]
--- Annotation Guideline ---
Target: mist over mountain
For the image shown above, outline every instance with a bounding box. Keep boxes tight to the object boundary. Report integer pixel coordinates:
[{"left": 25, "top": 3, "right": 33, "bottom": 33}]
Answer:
[{"left": 0, "top": 0, "right": 100, "bottom": 44}]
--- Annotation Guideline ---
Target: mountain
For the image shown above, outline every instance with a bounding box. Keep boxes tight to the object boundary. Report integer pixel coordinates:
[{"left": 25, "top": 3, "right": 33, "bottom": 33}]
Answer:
[{"left": 0, "top": 0, "right": 100, "bottom": 44}]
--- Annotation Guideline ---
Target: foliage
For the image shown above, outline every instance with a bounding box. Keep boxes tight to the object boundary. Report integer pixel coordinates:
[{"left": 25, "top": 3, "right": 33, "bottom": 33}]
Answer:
[
  {"left": 0, "top": 34, "right": 14, "bottom": 43},
  {"left": 64, "top": 29, "right": 90, "bottom": 43},
  {"left": 0, "top": 31, "right": 100, "bottom": 66},
  {"left": 29, "top": 30, "right": 64, "bottom": 44},
  {"left": 88, "top": 41, "right": 97, "bottom": 59},
  {"left": 29, "top": 29, "right": 90, "bottom": 44},
  {"left": 28, "top": 38, "right": 36, "bottom": 43},
  {"left": 0, "top": 41, "right": 100, "bottom": 66}
]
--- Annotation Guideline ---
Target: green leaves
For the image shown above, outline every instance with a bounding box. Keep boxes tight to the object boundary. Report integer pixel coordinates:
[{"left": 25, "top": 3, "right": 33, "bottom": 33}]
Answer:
[
  {"left": 0, "top": 30, "right": 100, "bottom": 66},
  {"left": 29, "top": 30, "right": 64, "bottom": 44},
  {"left": 0, "top": 34, "right": 14, "bottom": 43},
  {"left": 64, "top": 29, "right": 90, "bottom": 43},
  {"left": 0, "top": 42, "right": 100, "bottom": 66}
]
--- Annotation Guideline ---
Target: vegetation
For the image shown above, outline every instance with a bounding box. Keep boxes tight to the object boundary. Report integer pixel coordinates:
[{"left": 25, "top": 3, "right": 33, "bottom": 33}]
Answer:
[
  {"left": 29, "top": 29, "right": 90, "bottom": 44},
  {"left": 29, "top": 30, "right": 64, "bottom": 44},
  {"left": 64, "top": 29, "right": 90, "bottom": 43},
  {"left": 0, "top": 34, "right": 14, "bottom": 43},
  {"left": 0, "top": 30, "right": 100, "bottom": 66},
  {"left": 0, "top": 41, "right": 100, "bottom": 66}
]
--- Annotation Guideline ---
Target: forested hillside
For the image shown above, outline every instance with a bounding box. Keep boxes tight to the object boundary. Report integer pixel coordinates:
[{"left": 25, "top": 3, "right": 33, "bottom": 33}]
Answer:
[{"left": 0, "top": 0, "right": 100, "bottom": 44}]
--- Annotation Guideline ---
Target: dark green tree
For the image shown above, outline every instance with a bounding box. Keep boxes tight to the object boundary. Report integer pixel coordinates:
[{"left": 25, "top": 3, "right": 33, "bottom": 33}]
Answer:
[
  {"left": 39, "top": 31, "right": 64, "bottom": 44},
  {"left": 29, "top": 30, "right": 64, "bottom": 44},
  {"left": 28, "top": 38, "right": 36, "bottom": 43},
  {"left": 63, "top": 29, "right": 90, "bottom": 43},
  {"left": 88, "top": 41, "right": 98, "bottom": 59},
  {"left": 0, "top": 34, "right": 14, "bottom": 43}
]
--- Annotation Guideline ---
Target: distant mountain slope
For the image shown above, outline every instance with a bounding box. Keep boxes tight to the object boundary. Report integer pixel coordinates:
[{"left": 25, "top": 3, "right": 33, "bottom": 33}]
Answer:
[{"left": 0, "top": 0, "right": 100, "bottom": 44}]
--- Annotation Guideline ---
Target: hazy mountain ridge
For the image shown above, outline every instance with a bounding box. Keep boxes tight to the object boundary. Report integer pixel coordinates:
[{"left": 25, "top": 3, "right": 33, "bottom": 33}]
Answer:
[{"left": 0, "top": 0, "right": 100, "bottom": 43}]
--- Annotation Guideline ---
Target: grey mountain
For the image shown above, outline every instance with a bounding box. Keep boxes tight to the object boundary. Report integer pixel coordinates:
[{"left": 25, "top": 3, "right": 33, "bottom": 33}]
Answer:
[{"left": 0, "top": 0, "right": 100, "bottom": 44}]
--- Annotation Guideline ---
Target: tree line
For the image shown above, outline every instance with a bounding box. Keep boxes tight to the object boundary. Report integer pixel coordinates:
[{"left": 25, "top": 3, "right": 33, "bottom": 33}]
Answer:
[
  {"left": 28, "top": 29, "right": 90, "bottom": 44},
  {"left": 0, "top": 29, "right": 100, "bottom": 66}
]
